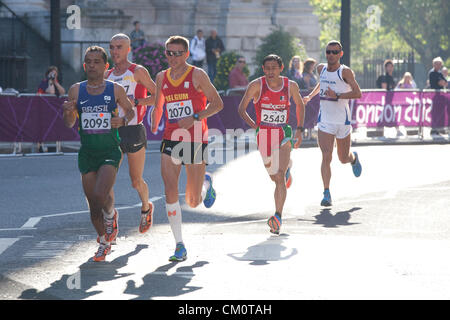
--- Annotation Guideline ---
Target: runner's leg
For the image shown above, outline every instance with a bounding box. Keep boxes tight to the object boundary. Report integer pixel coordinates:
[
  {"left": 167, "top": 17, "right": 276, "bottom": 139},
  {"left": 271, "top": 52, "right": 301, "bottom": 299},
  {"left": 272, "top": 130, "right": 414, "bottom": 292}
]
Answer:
[
  {"left": 184, "top": 163, "right": 206, "bottom": 208},
  {"left": 82, "top": 165, "right": 117, "bottom": 237},
  {"left": 336, "top": 133, "right": 355, "bottom": 164},
  {"left": 269, "top": 142, "right": 291, "bottom": 215},
  {"left": 127, "top": 147, "right": 150, "bottom": 212},
  {"left": 161, "top": 153, "right": 183, "bottom": 244},
  {"left": 318, "top": 129, "right": 335, "bottom": 190}
]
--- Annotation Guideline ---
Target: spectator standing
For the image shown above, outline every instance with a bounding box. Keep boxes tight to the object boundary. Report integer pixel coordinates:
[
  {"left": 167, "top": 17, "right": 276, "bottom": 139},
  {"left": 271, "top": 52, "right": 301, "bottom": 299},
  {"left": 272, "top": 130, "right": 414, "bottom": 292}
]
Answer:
[
  {"left": 37, "top": 66, "right": 66, "bottom": 152},
  {"left": 205, "top": 29, "right": 225, "bottom": 82},
  {"left": 429, "top": 57, "right": 448, "bottom": 89},
  {"left": 228, "top": 56, "right": 249, "bottom": 92},
  {"left": 190, "top": 29, "right": 206, "bottom": 68},
  {"left": 376, "top": 59, "right": 396, "bottom": 90},
  {"left": 300, "top": 58, "right": 317, "bottom": 90},
  {"left": 395, "top": 72, "right": 417, "bottom": 89},
  {"left": 288, "top": 55, "right": 303, "bottom": 87},
  {"left": 130, "top": 21, "right": 145, "bottom": 59}
]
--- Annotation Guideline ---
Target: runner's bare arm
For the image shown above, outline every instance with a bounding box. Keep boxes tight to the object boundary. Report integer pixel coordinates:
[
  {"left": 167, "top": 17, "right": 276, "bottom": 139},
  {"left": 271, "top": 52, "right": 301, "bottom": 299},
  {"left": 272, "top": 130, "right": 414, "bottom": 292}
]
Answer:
[
  {"left": 134, "top": 66, "right": 156, "bottom": 106},
  {"left": 151, "top": 71, "right": 165, "bottom": 133},
  {"left": 290, "top": 81, "right": 305, "bottom": 148},
  {"left": 112, "top": 83, "right": 135, "bottom": 128},
  {"left": 340, "top": 68, "right": 362, "bottom": 99},
  {"left": 325, "top": 67, "right": 361, "bottom": 100},
  {"left": 62, "top": 84, "right": 79, "bottom": 128},
  {"left": 193, "top": 68, "right": 224, "bottom": 120},
  {"left": 237, "top": 79, "right": 259, "bottom": 129}
]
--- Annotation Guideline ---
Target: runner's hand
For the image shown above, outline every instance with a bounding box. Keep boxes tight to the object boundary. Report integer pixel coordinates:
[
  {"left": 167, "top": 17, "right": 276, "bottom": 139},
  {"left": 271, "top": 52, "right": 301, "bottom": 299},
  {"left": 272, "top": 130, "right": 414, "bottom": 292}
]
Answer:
[
  {"left": 293, "top": 130, "right": 303, "bottom": 148},
  {"left": 325, "top": 87, "right": 337, "bottom": 99},
  {"left": 303, "top": 95, "right": 311, "bottom": 105},
  {"left": 177, "top": 116, "right": 195, "bottom": 130},
  {"left": 111, "top": 116, "right": 124, "bottom": 128}
]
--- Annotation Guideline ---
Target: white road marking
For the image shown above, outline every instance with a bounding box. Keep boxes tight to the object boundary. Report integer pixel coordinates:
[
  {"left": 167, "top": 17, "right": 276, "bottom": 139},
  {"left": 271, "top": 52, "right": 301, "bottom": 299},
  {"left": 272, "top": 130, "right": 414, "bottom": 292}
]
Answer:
[
  {"left": 0, "top": 238, "right": 20, "bottom": 256},
  {"left": 6, "top": 193, "right": 181, "bottom": 231},
  {"left": 23, "top": 241, "right": 75, "bottom": 259},
  {"left": 20, "top": 217, "right": 42, "bottom": 229}
]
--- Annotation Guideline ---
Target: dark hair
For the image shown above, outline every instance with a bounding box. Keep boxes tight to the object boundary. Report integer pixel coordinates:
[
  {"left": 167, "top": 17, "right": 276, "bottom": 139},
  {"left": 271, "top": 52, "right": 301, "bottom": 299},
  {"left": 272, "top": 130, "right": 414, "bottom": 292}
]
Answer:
[
  {"left": 303, "top": 58, "right": 317, "bottom": 73},
  {"left": 45, "top": 66, "right": 58, "bottom": 77},
  {"left": 384, "top": 59, "right": 394, "bottom": 68},
  {"left": 84, "top": 46, "right": 108, "bottom": 64},
  {"left": 326, "top": 40, "right": 343, "bottom": 50},
  {"left": 133, "top": 21, "right": 140, "bottom": 26},
  {"left": 263, "top": 54, "right": 283, "bottom": 67},
  {"left": 165, "top": 35, "right": 190, "bottom": 51}
]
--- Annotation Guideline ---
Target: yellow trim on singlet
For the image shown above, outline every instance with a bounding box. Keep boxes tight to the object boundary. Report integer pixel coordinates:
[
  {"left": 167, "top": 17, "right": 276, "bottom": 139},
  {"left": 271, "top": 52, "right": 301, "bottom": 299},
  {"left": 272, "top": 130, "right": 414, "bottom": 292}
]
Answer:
[{"left": 166, "top": 66, "right": 193, "bottom": 87}]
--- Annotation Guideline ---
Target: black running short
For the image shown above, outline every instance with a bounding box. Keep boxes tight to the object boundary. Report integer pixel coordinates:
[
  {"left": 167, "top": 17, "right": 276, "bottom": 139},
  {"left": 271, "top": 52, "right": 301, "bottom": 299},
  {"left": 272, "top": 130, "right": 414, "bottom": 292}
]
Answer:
[
  {"left": 118, "top": 123, "right": 147, "bottom": 154},
  {"left": 160, "top": 139, "right": 208, "bottom": 165}
]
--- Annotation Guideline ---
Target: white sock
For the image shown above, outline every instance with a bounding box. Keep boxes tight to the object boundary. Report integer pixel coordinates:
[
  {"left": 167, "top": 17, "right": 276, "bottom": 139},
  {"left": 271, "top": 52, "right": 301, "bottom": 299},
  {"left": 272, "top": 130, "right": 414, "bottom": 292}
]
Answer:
[
  {"left": 166, "top": 201, "right": 183, "bottom": 244},
  {"left": 102, "top": 208, "right": 115, "bottom": 219}
]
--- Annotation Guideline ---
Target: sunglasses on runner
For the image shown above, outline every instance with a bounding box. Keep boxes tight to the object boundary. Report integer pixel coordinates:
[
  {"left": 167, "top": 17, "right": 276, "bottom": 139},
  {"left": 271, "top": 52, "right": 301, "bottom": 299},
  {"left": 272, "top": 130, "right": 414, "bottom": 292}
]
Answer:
[
  {"left": 165, "top": 50, "right": 186, "bottom": 57},
  {"left": 326, "top": 50, "right": 341, "bottom": 55}
]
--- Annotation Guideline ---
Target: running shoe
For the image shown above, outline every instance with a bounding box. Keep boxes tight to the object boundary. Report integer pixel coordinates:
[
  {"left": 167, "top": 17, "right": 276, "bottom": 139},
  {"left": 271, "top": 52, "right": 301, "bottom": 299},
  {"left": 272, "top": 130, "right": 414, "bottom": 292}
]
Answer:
[
  {"left": 285, "top": 167, "right": 292, "bottom": 189},
  {"left": 203, "top": 172, "right": 216, "bottom": 208},
  {"left": 104, "top": 209, "right": 118, "bottom": 243},
  {"left": 321, "top": 189, "right": 332, "bottom": 207},
  {"left": 351, "top": 151, "right": 362, "bottom": 177},
  {"left": 139, "top": 202, "right": 154, "bottom": 234},
  {"left": 169, "top": 242, "right": 187, "bottom": 262},
  {"left": 267, "top": 213, "right": 282, "bottom": 235},
  {"left": 93, "top": 242, "right": 111, "bottom": 262}
]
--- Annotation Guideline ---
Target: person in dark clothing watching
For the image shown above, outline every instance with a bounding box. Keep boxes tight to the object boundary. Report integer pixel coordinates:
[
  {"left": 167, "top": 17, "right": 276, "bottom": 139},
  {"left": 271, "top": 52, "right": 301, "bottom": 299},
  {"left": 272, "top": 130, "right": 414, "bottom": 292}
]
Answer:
[
  {"left": 428, "top": 56, "right": 448, "bottom": 90},
  {"left": 376, "top": 59, "right": 396, "bottom": 90},
  {"left": 205, "top": 29, "right": 225, "bottom": 82}
]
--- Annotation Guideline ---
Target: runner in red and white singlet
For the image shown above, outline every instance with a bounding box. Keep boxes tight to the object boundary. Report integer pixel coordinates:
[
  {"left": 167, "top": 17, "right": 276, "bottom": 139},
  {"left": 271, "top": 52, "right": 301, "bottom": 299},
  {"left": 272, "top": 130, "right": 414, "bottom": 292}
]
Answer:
[
  {"left": 254, "top": 75, "right": 291, "bottom": 158},
  {"left": 106, "top": 63, "right": 148, "bottom": 125},
  {"left": 106, "top": 33, "right": 156, "bottom": 235},
  {"left": 238, "top": 54, "right": 305, "bottom": 235}
]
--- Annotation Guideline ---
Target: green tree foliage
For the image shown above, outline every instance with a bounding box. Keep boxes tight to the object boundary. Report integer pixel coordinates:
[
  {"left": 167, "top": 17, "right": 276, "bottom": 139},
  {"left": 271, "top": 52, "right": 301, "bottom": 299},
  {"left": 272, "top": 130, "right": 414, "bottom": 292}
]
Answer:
[
  {"left": 251, "top": 26, "right": 307, "bottom": 80},
  {"left": 214, "top": 51, "right": 250, "bottom": 91},
  {"left": 310, "top": 0, "right": 449, "bottom": 69}
]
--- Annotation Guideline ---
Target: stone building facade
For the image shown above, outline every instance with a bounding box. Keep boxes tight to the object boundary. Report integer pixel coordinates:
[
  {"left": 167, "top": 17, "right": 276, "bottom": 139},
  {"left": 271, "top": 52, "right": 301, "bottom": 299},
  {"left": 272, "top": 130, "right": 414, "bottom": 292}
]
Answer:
[{"left": 3, "top": 0, "right": 320, "bottom": 89}]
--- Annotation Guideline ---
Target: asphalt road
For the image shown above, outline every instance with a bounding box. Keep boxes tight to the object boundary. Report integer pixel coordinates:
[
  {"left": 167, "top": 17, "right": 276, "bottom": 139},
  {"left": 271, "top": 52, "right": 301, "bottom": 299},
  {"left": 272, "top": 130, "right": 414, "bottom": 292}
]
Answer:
[{"left": 0, "top": 143, "right": 449, "bottom": 300}]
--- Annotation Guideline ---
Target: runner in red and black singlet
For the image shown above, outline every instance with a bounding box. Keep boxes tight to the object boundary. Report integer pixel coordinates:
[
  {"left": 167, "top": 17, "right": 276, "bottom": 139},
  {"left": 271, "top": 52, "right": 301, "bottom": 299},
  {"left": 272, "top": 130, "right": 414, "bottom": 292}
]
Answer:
[{"left": 106, "top": 33, "right": 156, "bottom": 235}]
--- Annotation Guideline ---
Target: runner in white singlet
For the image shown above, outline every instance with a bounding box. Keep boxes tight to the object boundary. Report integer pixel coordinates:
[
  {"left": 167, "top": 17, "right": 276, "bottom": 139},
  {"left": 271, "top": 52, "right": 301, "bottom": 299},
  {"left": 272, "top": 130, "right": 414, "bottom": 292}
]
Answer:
[{"left": 304, "top": 40, "right": 363, "bottom": 207}]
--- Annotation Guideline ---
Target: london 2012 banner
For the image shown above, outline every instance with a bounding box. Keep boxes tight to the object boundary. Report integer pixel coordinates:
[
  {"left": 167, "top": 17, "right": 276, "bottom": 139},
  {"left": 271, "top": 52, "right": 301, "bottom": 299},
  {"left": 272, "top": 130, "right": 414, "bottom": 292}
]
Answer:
[
  {"left": 0, "top": 90, "right": 449, "bottom": 143},
  {"left": 350, "top": 90, "right": 450, "bottom": 128}
]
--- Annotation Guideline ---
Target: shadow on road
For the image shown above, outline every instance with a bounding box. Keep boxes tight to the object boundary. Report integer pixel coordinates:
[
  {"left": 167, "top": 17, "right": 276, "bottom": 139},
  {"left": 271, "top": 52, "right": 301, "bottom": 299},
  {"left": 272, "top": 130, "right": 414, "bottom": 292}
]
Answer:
[
  {"left": 296, "top": 207, "right": 361, "bottom": 228},
  {"left": 19, "top": 244, "right": 148, "bottom": 300},
  {"left": 123, "top": 260, "right": 209, "bottom": 299},
  {"left": 228, "top": 234, "right": 297, "bottom": 265},
  {"left": 313, "top": 207, "right": 362, "bottom": 228}
]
